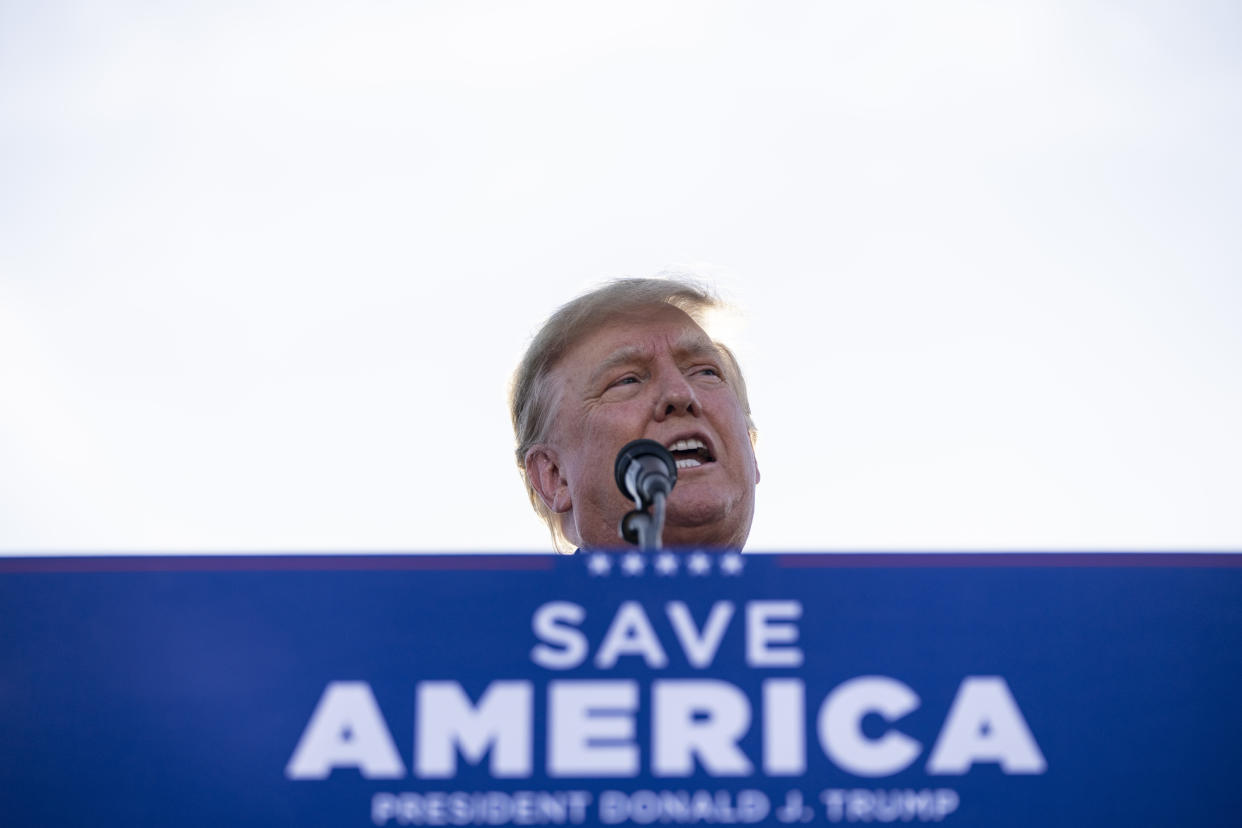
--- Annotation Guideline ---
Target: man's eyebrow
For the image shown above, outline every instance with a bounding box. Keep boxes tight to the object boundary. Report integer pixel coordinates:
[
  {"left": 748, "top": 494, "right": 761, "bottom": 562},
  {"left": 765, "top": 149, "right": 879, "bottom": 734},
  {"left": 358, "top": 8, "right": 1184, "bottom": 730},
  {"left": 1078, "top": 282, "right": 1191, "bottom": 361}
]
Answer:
[{"left": 588, "top": 346, "right": 645, "bottom": 387}]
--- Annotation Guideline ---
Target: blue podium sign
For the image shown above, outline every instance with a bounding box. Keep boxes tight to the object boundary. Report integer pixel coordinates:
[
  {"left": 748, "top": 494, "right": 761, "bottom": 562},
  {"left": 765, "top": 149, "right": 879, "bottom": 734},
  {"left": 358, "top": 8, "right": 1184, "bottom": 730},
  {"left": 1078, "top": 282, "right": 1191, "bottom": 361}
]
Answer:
[{"left": 2, "top": 552, "right": 1240, "bottom": 827}]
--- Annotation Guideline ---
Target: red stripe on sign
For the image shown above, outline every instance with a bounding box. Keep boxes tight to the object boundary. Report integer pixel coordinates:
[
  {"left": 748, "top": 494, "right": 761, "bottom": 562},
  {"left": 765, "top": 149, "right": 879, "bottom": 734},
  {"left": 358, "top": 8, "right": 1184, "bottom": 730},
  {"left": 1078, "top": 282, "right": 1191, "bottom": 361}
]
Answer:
[
  {"left": 0, "top": 554, "right": 556, "bottom": 574},
  {"left": 775, "top": 552, "right": 1242, "bottom": 568}
]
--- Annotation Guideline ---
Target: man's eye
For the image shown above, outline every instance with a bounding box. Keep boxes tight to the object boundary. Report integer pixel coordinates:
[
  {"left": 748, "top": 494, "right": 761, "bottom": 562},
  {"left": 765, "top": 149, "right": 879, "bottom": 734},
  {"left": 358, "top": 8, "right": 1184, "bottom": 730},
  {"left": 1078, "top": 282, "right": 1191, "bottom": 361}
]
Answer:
[
  {"left": 610, "top": 376, "right": 640, "bottom": 387},
  {"left": 695, "top": 367, "right": 721, "bottom": 378}
]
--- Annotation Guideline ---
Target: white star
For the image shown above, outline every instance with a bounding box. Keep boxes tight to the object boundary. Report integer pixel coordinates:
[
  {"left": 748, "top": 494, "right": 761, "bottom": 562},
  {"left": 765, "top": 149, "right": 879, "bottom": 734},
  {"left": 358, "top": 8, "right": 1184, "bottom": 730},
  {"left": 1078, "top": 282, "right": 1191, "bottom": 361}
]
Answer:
[
  {"left": 587, "top": 553, "right": 612, "bottom": 576},
  {"left": 654, "top": 552, "right": 679, "bottom": 576},
  {"left": 720, "top": 553, "right": 745, "bottom": 576},
  {"left": 687, "top": 552, "right": 712, "bottom": 576},
  {"left": 621, "top": 552, "right": 645, "bottom": 576}
]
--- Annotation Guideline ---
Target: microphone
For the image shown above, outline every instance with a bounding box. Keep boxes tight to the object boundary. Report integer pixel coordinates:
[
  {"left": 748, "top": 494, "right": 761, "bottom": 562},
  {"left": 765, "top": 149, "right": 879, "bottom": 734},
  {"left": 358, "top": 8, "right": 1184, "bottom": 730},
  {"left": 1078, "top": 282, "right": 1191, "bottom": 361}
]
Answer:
[{"left": 614, "top": 439, "right": 678, "bottom": 508}]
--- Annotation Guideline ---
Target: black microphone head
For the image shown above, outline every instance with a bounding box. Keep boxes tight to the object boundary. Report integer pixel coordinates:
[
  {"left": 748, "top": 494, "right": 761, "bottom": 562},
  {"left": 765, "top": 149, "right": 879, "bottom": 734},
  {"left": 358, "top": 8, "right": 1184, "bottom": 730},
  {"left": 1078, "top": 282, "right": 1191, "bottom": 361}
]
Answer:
[{"left": 614, "top": 439, "right": 678, "bottom": 502}]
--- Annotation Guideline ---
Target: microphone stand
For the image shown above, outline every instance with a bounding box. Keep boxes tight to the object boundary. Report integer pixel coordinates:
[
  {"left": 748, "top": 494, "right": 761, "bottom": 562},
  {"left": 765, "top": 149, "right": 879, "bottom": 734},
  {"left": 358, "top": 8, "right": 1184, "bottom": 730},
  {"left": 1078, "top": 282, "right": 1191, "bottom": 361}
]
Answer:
[{"left": 620, "top": 491, "right": 667, "bottom": 552}]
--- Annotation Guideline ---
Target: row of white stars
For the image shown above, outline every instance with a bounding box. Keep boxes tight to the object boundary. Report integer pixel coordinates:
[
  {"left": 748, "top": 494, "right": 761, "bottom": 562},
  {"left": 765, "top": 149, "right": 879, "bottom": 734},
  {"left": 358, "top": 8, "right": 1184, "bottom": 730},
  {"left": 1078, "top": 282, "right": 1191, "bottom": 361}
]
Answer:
[{"left": 586, "top": 551, "right": 745, "bottom": 577}]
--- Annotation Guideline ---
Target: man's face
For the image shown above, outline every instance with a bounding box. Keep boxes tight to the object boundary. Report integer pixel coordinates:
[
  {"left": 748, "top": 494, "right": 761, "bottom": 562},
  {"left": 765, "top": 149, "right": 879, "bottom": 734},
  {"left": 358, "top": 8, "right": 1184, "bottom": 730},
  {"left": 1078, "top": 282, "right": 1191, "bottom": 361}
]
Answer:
[{"left": 530, "top": 305, "right": 759, "bottom": 549}]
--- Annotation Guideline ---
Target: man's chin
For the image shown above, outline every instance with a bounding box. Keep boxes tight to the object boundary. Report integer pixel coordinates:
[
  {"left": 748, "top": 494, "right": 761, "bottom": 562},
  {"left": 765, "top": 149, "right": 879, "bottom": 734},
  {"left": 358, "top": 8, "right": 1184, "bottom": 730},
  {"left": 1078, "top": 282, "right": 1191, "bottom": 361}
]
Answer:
[
  {"left": 661, "top": 525, "right": 745, "bottom": 550},
  {"left": 662, "top": 501, "right": 750, "bottom": 549},
  {"left": 665, "top": 489, "right": 735, "bottom": 524}
]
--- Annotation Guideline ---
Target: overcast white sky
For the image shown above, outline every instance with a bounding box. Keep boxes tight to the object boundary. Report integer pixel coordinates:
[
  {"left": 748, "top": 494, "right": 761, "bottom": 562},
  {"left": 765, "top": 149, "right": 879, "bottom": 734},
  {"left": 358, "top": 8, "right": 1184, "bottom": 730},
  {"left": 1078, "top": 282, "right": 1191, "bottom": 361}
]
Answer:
[{"left": 2, "top": 1, "right": 1239, "bottom": 553}]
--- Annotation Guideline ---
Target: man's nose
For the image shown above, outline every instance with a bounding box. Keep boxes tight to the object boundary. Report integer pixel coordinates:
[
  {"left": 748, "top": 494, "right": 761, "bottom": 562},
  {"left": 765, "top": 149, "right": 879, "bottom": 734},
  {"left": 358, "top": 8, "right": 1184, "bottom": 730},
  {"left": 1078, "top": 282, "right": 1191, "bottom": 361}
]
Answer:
[{"left": 653, "top": 371, "right": 699, "bottom": 420}]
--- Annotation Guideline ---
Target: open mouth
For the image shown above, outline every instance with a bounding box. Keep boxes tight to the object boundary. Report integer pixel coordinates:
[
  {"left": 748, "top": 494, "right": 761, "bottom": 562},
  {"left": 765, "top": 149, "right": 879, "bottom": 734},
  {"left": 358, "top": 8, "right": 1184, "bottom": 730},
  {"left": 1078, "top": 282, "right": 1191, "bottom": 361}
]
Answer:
[{"left": 666, "top": 437, "right": 716, "bottom": 470}]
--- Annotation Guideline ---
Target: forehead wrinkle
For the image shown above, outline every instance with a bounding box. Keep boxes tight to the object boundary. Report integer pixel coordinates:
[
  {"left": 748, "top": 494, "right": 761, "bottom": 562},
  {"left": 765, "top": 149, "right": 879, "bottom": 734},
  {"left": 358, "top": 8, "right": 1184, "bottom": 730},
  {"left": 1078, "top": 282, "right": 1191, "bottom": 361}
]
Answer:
[
  {"left": 584, "top": 328, "right": 722, "bottom": 388},
  {"left": 673, "top": 332, "right": 723, "bottom": 362}
]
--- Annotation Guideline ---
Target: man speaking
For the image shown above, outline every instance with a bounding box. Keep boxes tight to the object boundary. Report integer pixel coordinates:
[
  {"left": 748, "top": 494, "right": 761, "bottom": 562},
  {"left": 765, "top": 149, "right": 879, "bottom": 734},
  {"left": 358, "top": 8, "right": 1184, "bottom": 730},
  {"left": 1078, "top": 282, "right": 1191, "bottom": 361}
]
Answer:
[{"left": 511, "top": 278, "right": 759, "bottom": 552}]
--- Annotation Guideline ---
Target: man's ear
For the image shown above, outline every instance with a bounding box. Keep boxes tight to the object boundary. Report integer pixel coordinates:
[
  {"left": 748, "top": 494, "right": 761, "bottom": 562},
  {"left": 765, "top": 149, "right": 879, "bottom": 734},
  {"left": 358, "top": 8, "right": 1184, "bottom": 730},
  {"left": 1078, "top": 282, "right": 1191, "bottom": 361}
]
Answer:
[
  {"left": 749, "top": 430, "right": 760, "bottom": 485},
  {"left": 525, "top": 446, "right": 572, "bottom": 513}
]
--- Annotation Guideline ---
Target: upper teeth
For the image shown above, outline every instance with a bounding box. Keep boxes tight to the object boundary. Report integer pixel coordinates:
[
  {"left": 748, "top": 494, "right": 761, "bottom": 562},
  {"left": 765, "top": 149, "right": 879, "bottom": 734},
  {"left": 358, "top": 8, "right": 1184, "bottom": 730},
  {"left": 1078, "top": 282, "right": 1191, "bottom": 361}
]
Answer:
[{"left": 668, "top": 438, "right": 706, "bottom": 452}]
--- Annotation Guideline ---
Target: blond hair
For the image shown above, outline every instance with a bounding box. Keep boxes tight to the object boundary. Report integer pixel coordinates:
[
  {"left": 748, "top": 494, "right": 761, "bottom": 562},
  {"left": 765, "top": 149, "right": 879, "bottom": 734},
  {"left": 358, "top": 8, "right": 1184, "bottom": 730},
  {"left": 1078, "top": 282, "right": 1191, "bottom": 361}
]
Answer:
[{"left": 510, "top": 277, "right": 755, "bottom": 551}]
